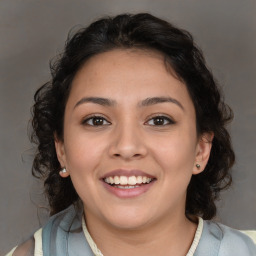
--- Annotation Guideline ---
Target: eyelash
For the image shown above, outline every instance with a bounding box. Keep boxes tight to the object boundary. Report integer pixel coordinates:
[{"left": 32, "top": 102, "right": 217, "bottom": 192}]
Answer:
[{"left": 81, "top": 115, "right": 175, "bottom": 127}]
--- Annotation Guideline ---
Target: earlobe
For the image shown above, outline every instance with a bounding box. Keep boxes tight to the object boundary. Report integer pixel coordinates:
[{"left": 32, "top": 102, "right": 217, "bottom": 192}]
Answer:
[
  {"left": 54, "top": 134, "right": 67, "bottom": 169},
  {"left": 59, "top": 167, "right": 69, "bottom": 178},
  {"left": 55, "top": 137, "right": 70, "bottom": 178},
  {"left": 193, "top": 132, "right": 214, "bottom": 175}
]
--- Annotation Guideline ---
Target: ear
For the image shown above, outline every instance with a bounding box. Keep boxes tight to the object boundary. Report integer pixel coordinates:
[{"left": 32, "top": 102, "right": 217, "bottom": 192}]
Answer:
[
  {"left": 193, "top": 132, "right": 214, "bottom": 175},
  {"left": 54, "top": 134, "right": 69, "bottom": 178}
]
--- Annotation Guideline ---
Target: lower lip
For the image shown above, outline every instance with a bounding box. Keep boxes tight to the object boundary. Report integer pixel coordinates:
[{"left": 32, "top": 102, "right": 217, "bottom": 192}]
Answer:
[{"left": 101, "top": 180, "right": 156, "bottom": 198}]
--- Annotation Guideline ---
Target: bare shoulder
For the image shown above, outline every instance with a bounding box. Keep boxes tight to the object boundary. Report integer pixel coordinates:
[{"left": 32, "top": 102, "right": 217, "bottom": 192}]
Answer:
[{"left": 12, "top": 237, "right": 35, "bottom": 256}]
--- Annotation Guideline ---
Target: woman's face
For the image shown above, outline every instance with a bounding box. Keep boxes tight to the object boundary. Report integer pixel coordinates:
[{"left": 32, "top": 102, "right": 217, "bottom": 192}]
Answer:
[{"left": 56, "top": 49, "right": 212, "bottom": 230}]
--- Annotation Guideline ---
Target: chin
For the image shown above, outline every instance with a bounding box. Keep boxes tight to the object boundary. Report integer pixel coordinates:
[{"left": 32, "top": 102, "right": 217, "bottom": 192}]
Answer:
[
  {"left": 109, "top": 217, "right": 149, "bottom": 230},
  {"left": 103, "top": 207, "right": 153, "bottom": 230}
]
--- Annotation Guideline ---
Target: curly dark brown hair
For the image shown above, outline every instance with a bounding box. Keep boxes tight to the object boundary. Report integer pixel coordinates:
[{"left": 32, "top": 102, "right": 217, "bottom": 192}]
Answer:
[{"left": 31, "top": 13, "right": 235, "bottom": 218}]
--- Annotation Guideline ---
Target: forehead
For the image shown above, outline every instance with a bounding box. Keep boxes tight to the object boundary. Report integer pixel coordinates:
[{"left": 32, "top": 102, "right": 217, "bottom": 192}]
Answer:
[
  {"left": 68, "top": 48, "right": 193, "bottom": 110},
  {"left": 73, "top": 48, "right": 170, "bottom": 86}
]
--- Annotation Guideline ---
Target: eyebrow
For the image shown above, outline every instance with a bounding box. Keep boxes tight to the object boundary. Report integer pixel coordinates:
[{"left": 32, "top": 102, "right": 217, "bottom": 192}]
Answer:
[
  {"left": 74, "top": 97, "right": 117, "bottom": 108},
  {"left": 74, "top": 96, "right": 184, "bottom": 110},
  {"left": 139, "top": 97, "right": 184, "bottom": 110}
]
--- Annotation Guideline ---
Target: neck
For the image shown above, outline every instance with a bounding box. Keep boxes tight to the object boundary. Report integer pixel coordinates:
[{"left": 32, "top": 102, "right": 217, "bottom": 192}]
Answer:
[{"left": 84, "top": 209, "right": 197, "bottom": 256}]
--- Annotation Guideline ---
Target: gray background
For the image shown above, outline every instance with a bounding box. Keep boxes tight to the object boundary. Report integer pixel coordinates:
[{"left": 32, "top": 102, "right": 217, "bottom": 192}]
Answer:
[{"left": 0, "top": 0, "right": 255, "bottom": 254}]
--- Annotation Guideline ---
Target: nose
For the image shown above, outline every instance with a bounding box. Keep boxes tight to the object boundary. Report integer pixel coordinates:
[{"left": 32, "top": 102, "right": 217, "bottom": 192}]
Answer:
[{"left": 108, "top": 121, "right": 147, "bottom": 160}]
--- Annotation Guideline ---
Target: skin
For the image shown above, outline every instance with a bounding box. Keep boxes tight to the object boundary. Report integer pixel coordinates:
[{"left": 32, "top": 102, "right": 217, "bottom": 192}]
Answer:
[{"left": 55, "top": 49, "right": 213, "bottom": 256}]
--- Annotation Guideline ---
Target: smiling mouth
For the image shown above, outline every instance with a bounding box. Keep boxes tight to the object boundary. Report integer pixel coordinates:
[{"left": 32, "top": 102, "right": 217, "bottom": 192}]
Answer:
[{"left": 103, "top": 175, "right": 156, "bottom": 189}]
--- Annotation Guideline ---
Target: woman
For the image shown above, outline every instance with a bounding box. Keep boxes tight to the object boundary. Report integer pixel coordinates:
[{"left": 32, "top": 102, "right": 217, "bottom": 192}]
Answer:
[{"left": 7, "top": 13, "right": 256, "bottom": 256}]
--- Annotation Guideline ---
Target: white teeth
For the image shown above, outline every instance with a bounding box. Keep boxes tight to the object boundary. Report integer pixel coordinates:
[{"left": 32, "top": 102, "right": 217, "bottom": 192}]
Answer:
[
  {"left": 114, "top": 176, "right": 120, "bottom": 184},
  {"left": 120, "top": 176, "right": 128, "bottom": 185},
  {"left": 116, "top": 185, "right": 140, "bottom": 189},
  {"left": 137, "top": 176, "right": 142, "bottom": 183},
  {"left": 128, "top": 176, "right": 137, "bottom": 185},
  {"left": 104, "top": 175, "right": 153, "bottom": 186},
  {"left": 109, "top": 177, "right": 114, "bottom": 184},
  {"left": 142, "top": 176, "right": 147, "bottom": 183}
]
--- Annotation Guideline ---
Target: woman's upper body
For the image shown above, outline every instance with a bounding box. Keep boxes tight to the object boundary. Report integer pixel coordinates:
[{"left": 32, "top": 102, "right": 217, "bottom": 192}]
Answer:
[
  {"left": 7, "top": 13, "right": 253, "bottom": 256},
  {"left": 7, "top": 205, "right": 256, "bottom": 256}
]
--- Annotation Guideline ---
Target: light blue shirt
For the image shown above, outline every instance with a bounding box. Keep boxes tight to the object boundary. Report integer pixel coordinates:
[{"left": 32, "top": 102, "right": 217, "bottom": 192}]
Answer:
[{"left": 42, "top": 205, "right": 256, "bottom": 256}]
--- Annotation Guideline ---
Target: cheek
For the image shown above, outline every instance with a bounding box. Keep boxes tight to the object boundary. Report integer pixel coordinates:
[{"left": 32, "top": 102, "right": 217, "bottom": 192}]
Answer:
[
  {"left": 63, "top": 134, "right": 108, "bottom": 205},
  {"left": 64, "top": 132, "right": 107, "bottom": 176},
  {"left": 151, "top": 129, "right": 197, "bottom": 175}
]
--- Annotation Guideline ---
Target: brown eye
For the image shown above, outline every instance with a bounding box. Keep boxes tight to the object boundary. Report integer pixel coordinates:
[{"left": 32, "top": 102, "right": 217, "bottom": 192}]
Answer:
[
  {"left": 82, "top": 116, "right": 110, "bottom": 126},
  {"left": 147, "top": 116, "right": 175, "bottom": 126}
]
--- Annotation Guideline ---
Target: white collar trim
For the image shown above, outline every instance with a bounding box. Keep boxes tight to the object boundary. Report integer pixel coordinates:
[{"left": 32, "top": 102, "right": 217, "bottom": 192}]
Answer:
[{"left": 82, "top": 216, "right": 204, "bottom": 256}]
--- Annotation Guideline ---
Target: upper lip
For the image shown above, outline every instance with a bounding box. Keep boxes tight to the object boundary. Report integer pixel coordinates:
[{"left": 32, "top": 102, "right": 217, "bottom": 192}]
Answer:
[{"left": 101, "top": 169, "right": 156, "bottom": 179}]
